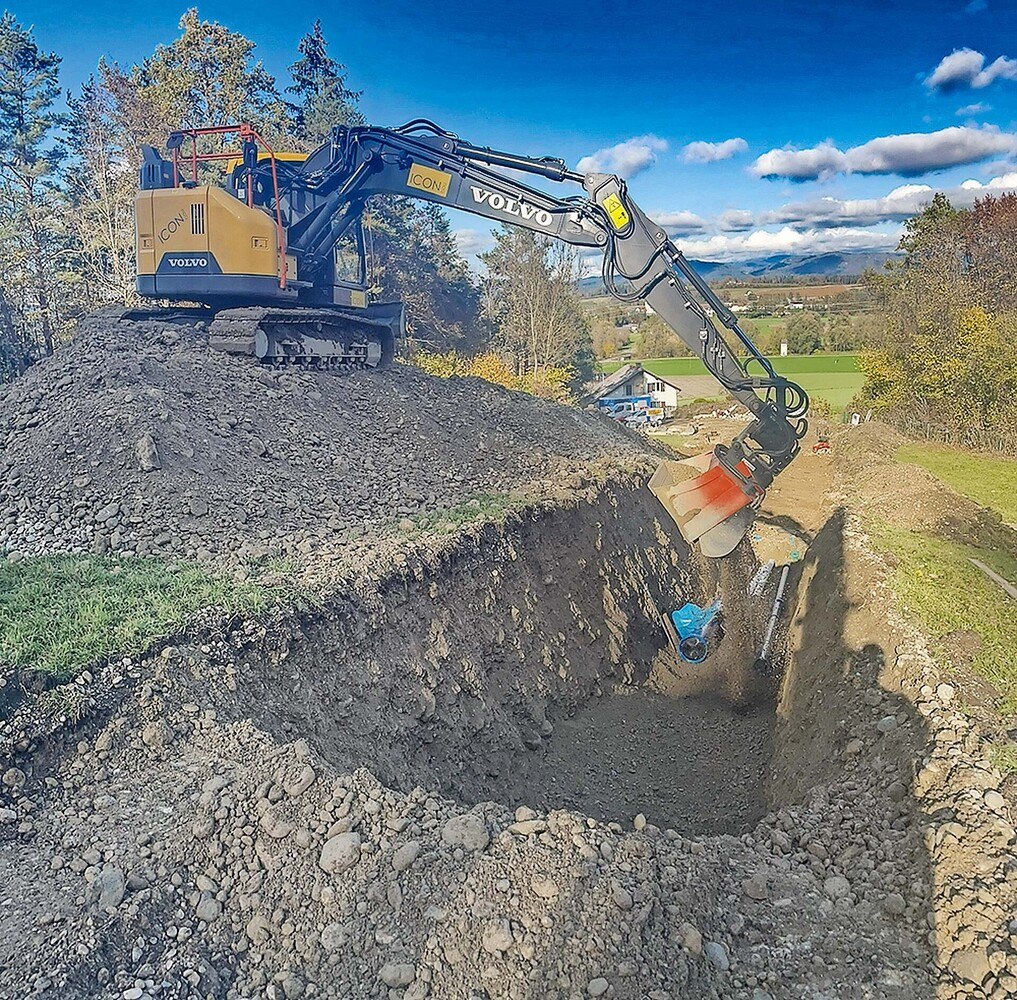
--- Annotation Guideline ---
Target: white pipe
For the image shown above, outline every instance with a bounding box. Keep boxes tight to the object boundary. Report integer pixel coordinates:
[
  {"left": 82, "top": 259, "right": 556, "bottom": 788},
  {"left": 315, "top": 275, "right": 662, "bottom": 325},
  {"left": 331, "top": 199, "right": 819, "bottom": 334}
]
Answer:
[{"left": 758, "top": 564, "right": 791, "bottom": 664}]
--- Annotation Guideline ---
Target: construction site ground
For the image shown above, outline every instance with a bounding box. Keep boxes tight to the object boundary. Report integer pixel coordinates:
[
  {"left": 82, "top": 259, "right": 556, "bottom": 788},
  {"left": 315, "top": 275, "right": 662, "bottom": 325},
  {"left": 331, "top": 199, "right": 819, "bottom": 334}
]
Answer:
[{"left": 0, "top": 314, "right": 1014, "bottom": 1000}]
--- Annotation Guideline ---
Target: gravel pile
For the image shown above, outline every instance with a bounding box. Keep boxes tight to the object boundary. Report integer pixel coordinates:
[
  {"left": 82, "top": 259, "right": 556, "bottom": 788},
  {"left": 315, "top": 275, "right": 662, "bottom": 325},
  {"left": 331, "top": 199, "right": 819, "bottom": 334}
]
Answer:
[{"left": 0, "top": 314, "right": 646, "bottom": 581}]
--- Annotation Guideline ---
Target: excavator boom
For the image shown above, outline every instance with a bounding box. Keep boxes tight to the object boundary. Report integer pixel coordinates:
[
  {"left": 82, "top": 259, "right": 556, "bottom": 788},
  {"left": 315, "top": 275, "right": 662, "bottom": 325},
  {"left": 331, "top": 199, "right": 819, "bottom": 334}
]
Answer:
[{"left": 135, "top": 119, "right": 809, "bottom": 555}]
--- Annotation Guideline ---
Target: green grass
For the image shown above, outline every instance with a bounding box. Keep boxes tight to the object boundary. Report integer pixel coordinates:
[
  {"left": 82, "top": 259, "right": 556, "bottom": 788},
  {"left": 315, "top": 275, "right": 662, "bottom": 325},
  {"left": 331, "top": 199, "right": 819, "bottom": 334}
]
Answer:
[
  {"left": 598, "top": 353, "right": 860, "bottom": 376},
  {"left": 0, "top": 555, "right": 284, "bottom": 681},
  {"left": 795, "top": 372, "right": 866, "bottom": 411},
  {"left": 896, "top": 443, "right": 1017, "bottom": 524},
  {"left": 652, "top": 433, "right": 699, "bottom": 455},
  {"left": 395, "top": 491, "right": 530, "bottom": 540},
  {"left": 868, "top": 520, "right": 1017, "bottom": 718},
  {"left": 740, "top": 316, "right": 787, "bottom": 338}
]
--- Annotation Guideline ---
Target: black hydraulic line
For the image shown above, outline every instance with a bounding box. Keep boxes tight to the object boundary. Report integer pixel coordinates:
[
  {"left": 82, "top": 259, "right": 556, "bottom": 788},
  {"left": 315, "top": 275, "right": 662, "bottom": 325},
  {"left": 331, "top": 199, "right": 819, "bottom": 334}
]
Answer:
[
  {"left": 297, "top": 160, "right": 374, "bottom": 257},
  {"left": 393, "top": 118, "right": 459, "bottom": 138}
]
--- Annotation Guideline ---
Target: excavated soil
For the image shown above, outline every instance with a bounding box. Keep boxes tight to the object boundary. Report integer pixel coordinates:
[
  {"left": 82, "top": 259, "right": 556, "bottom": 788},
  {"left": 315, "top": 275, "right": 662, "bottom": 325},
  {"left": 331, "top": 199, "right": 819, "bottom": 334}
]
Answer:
[{"left": 0, "top": 317, "right": 1014, "bottom": 1000}]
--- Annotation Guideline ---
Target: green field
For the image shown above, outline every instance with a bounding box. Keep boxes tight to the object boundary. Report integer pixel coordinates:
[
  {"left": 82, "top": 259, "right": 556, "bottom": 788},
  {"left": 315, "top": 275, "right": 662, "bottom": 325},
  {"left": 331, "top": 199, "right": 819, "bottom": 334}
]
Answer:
[
  {"left": 872, "top": 441, "right": 1017, "bottom": 766},
  {"left": 741, "top": 316, "right": 787, "bottom": 339},
  {"left": 598, "top": 353, "right": 864, "bottom": 411},
  {"left": 599, "top": 353, "right": 860, "bottom": 376},
  {"left": 793, "top": 372, "right": 866, "bottom": 411}
]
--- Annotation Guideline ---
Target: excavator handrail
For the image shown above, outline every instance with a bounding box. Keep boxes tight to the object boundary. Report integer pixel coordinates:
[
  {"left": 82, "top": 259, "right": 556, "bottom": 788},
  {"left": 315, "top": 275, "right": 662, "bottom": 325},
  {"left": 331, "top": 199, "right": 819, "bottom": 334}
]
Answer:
[{"left": 167, "top": 123, "right": 289, "bottom": 289}]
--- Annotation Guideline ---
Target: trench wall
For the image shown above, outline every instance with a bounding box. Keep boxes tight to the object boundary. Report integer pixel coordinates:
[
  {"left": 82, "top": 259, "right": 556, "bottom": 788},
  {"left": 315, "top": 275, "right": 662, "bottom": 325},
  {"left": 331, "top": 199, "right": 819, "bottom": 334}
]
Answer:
[{"left": 233, "top": 480, "right": 699, "bottom": 805}]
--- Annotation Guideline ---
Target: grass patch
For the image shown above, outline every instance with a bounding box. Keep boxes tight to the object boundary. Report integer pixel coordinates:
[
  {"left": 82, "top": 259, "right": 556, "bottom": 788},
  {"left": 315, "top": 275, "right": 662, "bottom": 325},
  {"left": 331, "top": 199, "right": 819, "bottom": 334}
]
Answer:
[
  {"left": 652, "top": 433, "right": 701, "bottom": 456},
  {"left": 897, "top": 442, "right": 1017, "bottom": 524},
  {"left": 991, "top": 741, "right": 1017, "bottom": 776},
  {"left": 396, "top": 492, "right": 530, "bottom": 539},
  {"left": 740, "top": 316, "right": 787, "bottom": 338},
  {"left": 867, "top": 519, "right": 1017, "bottom": 717},
  {"left": 0, "top": 555, "right": 283, "bottom": 682},
  {"left": 794, "top": 372, "right": 866, "bottom": 412}
]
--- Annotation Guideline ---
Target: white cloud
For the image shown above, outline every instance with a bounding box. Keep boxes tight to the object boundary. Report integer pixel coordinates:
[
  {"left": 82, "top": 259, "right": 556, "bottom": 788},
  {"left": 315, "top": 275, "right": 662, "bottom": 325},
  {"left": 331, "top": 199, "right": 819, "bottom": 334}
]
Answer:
[
  {"left": 751, "top": 141, "right": 847, "bottom": 181},
  {"left": 983, "top": 171, "right": 1017, "bottom": 188},
  {"left": 751, "top": 125, "right": 1017, "bottom": 180},
  {"left": 577, "top": 135, "right": 667, "bottom": 178},
  {"left": 453, "top": 229, "right": 495, "bottom": 259},
  {"left": 925, "top": 48, "right": 1017, "bottom": 92},
  {"left": 677, "top": 226, "right": 901, "bottom": 262},
  {"left": 681, "top": 137, "right": 748, "bottom": 163},
  {"left": 718, "top": 209, "right": 756, "bottom": 232},
  {"left": 650, "top": 210, "right": 708, "bottom": 236},
  {"left": 737, "top": 172, "right": 1017, "bottom": 230},
  {"left": 764, "top": 184, "right": 940, "bottom": 227},
  {"left": 956, "top": 101, "right": 991, "bottom": 115}
]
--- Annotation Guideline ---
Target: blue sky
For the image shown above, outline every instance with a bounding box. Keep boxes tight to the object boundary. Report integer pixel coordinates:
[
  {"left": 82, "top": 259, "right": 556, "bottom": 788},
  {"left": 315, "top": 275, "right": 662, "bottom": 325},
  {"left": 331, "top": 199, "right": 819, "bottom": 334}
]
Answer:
[{"left": 20, "top": 0, "right": 1017, "bottom": 263}]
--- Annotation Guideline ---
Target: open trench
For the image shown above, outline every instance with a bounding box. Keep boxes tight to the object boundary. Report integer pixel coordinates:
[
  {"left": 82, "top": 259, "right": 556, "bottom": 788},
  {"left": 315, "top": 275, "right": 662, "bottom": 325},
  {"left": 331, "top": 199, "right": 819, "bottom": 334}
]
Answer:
[
  {"left": 2, "top": 470, "right": 954, "bottom": 1000},
  {"left": 238, "top": 477, "right": 831, "bottom": 836}
]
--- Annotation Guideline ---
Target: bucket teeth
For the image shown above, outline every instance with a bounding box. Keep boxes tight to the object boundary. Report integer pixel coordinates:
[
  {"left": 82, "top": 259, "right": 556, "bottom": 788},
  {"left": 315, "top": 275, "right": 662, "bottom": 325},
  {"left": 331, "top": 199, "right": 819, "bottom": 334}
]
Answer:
[{"left": 648, "top": 451, "right": 758, "bottom": 556}]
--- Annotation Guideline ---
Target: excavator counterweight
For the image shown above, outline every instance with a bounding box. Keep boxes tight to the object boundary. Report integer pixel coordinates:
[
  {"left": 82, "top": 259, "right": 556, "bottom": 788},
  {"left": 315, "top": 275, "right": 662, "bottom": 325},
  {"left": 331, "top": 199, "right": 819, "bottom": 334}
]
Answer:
[{"left": 134, "top": 119, "right": 809, "bottom": 555}]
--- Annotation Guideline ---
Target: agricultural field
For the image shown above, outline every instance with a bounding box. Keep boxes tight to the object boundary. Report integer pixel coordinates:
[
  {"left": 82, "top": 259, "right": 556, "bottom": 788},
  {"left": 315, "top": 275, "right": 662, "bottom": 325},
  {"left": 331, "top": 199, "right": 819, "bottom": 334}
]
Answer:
[
  {"left": 598, "top": 353, "right": 866, "bottom": 412},
  {"left": 739, "top": 315, "right": 786, "bottom": 339}
]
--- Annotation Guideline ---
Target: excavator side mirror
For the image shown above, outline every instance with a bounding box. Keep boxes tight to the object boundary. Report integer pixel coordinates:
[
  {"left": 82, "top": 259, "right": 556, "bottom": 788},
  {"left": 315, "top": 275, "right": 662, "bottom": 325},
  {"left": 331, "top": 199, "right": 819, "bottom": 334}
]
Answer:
[{"left": 166, "top": 132, "right": 184, "bottom": 151}]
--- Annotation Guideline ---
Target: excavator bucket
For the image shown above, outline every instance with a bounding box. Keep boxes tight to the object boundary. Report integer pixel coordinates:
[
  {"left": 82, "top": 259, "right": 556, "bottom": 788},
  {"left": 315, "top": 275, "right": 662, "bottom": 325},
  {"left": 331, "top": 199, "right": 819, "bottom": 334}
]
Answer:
[{"left": 648, "top": 453, "right": 758, "bottom": 558}]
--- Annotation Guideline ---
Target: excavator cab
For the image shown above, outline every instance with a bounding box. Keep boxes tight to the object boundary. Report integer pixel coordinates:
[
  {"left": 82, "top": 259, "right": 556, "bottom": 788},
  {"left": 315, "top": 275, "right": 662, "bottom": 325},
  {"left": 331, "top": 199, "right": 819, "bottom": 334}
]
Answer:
[{"left": 135, "top": 124, "right": 403, "bottom": 369}]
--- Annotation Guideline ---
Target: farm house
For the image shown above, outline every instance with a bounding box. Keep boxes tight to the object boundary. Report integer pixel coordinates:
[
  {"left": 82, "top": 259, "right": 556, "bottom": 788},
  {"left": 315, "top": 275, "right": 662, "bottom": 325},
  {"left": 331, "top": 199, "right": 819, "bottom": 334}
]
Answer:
[{"left": 583, "top": 363, "right": 683, "bottom": 418}]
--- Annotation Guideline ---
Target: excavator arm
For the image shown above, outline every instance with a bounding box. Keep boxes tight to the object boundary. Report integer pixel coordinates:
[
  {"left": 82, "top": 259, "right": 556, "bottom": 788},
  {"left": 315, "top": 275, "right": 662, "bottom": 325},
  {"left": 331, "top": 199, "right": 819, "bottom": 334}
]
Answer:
[
  {"left": 138, "top": 120, "right": 810, "bottom": 555},
  {"left": 278, "top": 121, "right": 808, "bottom": 554}
]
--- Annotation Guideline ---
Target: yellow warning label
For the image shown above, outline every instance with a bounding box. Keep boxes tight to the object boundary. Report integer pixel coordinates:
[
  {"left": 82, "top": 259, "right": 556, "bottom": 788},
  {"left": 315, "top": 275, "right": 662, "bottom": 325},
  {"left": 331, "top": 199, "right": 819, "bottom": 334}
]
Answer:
[
  {"left": 407, "top": 163, "right": 452, "bottom": 198},
  {"left": 602, "top": 193, "right": 630, "bottom": 230},
  {"left": 350, "top": 290, "right": 368, "bottom": 308}
]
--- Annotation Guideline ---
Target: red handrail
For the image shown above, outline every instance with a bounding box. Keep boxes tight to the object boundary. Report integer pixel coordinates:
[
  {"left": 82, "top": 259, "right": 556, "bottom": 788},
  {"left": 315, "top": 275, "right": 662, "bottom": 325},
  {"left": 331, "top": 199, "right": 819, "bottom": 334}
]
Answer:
[{"left": 167, "top": 122, "right": 288, "bottom": 290}]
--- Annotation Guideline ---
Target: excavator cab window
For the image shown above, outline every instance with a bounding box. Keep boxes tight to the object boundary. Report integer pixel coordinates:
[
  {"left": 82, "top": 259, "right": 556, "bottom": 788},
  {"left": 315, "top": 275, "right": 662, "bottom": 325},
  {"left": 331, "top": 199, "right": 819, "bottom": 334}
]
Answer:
[{"left": 333, "top": 218, "right": 367, "bottom": 288}]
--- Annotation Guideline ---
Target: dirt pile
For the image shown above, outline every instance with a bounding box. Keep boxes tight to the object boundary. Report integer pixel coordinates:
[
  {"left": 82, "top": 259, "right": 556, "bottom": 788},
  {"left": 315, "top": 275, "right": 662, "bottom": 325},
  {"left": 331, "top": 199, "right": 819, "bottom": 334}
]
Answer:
[
  {"left": 0, "top": 313, "right": 648, "bottom": 581},
  {"left": 834, "top": 423, "right": 1015, "bottom": 553}
]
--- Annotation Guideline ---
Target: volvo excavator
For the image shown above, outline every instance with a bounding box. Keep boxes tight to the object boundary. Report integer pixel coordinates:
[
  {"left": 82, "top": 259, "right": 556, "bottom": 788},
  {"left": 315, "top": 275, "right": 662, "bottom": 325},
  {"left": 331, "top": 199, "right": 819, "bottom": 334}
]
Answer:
[{"left": 134, "top": 121, "right": 809, "bottom": 556}]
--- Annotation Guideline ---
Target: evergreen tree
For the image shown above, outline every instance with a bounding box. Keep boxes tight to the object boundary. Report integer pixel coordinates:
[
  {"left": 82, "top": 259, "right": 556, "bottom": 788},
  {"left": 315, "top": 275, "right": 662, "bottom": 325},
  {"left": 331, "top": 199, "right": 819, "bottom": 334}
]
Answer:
[
  {"left": 137, "top": 9, "right": 286, "bottom": 142},
  {"left": 63, "top": 11, "right": 287, "bottom": 312},
  {"left": 0, "top": 11, "right": 69, "bottom": 372},
  {"left": 365, "top": 198, "right": 482, "bottom": 351},
  {"left": 287, "top": 20, "right": 362, "bottom": 148}
]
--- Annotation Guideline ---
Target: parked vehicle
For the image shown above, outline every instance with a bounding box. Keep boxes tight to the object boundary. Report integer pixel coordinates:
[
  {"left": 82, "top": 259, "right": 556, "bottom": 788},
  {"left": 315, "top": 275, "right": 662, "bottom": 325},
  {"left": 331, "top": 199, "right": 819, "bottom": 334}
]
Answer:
[{"left": 596, "top": 395, "right": 665, "bottom": 427}]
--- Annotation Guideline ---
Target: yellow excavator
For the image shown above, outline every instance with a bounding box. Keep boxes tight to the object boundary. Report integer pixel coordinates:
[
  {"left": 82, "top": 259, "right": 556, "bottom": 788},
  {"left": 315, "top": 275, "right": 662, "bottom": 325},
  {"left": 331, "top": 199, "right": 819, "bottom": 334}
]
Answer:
[{"left": 134, "top": 121, "right": 808, "bottom": 556}]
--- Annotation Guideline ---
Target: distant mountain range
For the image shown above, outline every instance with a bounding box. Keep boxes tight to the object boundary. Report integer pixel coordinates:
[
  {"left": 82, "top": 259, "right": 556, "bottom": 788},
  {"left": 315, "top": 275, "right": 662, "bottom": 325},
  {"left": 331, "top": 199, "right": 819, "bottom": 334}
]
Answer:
[{"left": 580, "top": 250, "right": 897, "bottom": 293}]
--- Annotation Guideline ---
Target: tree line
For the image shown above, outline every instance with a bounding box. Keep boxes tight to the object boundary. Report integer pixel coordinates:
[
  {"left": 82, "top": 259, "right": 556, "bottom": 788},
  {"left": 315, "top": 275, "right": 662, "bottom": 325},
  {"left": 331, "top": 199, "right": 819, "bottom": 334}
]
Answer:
[
  {"left": 0, "top": 10, "right": 593, "bottom": 392},
  {"left": 861, "top": 192, "right": 1017, "bottom": 447},
  {"left": 590, "top": 304, "right": 880, "bottom": 360}
]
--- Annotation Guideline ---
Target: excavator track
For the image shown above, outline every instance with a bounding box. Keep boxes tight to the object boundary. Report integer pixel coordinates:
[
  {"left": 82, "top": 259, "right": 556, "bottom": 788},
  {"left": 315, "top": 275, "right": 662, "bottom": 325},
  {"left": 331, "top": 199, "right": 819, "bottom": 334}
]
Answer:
[{"left": 208, "top": 307, "right": 396, "bottom": 370}]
